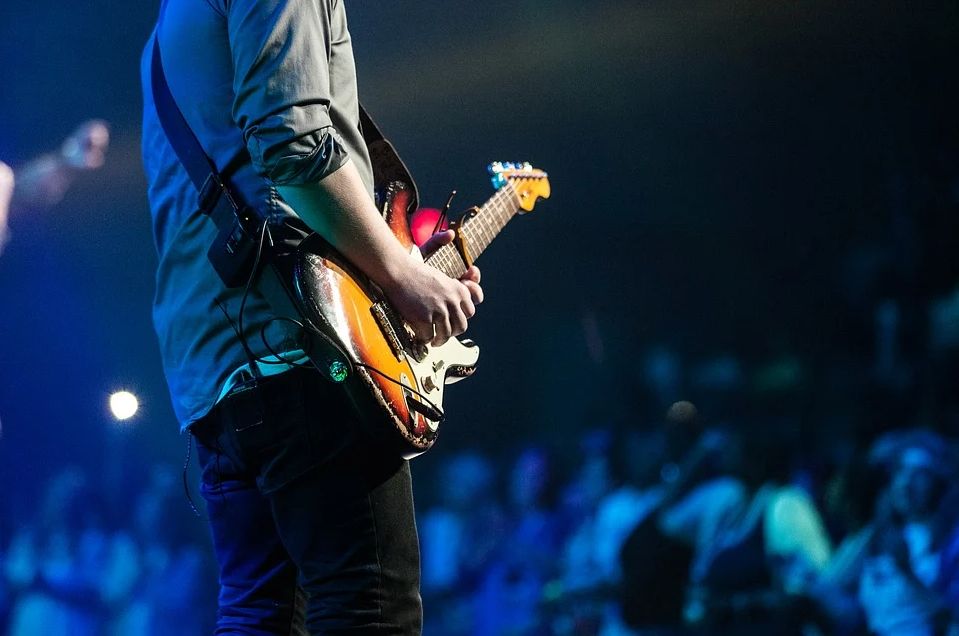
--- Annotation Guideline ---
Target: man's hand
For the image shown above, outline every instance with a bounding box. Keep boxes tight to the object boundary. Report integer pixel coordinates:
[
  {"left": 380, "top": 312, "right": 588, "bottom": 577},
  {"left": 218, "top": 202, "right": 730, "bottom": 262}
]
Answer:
[
  {"left": 60, "top": 120, "right": 110, "bottom": 170},
  {"left": 15, "top": 119, "right": 111, "bottom": 209},
  {"left": 277, "top": 165, "right": 483, "bottom": 348},
  {"left": 386, "top": 229, "right": 484, "bottom": 347},
  {"left": 419, "top": 229, "right": 484, "bottom": 306}
]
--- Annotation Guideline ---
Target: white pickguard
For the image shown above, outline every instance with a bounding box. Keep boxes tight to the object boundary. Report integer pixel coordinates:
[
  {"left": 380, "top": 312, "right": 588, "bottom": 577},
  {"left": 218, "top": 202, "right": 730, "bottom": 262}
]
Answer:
[{"left": 403, "top": 337, "right": 479, "bottom": 431}]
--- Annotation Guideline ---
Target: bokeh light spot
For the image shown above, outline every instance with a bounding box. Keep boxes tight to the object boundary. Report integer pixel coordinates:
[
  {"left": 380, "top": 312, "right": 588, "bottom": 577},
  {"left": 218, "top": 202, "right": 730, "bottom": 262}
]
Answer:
[{"left": 109, "top": 391, "right": 139, "bottom": 420}]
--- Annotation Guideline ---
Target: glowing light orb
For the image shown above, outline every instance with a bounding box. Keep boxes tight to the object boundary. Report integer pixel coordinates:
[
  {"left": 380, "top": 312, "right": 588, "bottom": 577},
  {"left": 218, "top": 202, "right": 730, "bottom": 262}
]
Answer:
[
  {"left": 109, "top": 391, "right": 139, "bottom": 420},
  {"left": 410, "top": 208, "right": 449, "bottom": 247}
]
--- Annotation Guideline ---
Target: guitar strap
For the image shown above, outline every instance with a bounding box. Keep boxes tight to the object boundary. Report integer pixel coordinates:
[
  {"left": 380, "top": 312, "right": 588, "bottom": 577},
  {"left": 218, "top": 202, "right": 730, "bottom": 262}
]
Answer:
[{"left": 149, "top": 31, "right": 419, "bottom": 286}]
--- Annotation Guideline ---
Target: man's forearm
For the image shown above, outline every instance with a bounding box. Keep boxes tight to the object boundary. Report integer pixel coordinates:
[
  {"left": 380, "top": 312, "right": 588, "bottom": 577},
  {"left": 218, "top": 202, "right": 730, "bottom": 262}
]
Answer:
[
  {"left": 277, "top": 159, "right": 480, "bottom": 345},
  {"left": 277, "top": 158, "right": 413, "bottom": 289}
]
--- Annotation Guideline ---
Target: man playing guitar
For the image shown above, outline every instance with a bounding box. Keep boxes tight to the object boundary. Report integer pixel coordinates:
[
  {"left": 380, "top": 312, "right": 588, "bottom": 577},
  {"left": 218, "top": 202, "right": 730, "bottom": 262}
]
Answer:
[{"left": 141, "top": 0, "right": 482, "bottom": 632}]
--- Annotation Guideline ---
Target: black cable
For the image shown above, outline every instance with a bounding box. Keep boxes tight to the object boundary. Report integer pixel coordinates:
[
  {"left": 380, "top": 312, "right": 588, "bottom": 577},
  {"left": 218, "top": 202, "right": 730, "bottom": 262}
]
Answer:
[
  {"left": 353, "top": 361, "right": 446, "bottom": 425},
  {"left": 258, "top": 316, "right": 314, "bottom": 368},
  {"left": 216, "top": 298, "right": 260, "bottom": 378},
  {"left": 235, "top": 216, "right": 271, "bottom": 375}
]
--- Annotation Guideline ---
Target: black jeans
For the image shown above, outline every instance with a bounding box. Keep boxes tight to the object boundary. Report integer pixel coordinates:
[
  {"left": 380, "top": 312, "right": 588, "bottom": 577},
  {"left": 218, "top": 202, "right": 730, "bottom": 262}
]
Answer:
[{"left": 192, "top": 368, "right": 423, "bottom": 635}]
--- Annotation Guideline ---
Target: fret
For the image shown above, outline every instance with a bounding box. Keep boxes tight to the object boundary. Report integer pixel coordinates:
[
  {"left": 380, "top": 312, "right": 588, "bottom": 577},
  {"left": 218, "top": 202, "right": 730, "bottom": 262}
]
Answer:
[
  {"left": 425, "top": 179, "right": 525, "bottom": 279},
  {"left": 426, "top": 243, "right": 466, "bottom": 279},
  {"left": 458, "top": 183, "right": 521, "bottom": 265}
]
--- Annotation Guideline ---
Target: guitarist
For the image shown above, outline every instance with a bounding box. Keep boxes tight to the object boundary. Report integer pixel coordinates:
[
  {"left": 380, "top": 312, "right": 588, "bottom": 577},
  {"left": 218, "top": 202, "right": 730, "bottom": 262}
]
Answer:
[{"left": 141, "top": 0, "right": 482, "bottom": 633}]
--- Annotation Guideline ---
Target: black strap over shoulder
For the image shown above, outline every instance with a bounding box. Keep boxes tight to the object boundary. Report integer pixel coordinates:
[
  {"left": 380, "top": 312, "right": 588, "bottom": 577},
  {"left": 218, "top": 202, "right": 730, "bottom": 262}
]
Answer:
[
  {"left": 150, "top": 28, "right": 418, "bottom": 287},
  {"left": 150, "top": 31, "right": 263, "bottom": 287}
]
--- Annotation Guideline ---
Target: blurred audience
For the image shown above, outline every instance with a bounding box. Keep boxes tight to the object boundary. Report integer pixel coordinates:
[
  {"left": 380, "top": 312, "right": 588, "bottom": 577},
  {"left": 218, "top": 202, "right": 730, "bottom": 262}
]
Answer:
[
  {"left": 3, "top": 466, "right": 136, "bottom": 635},
  {"left": 860, "top": 430, "right": 958, "bottom": 635},
  {"left": 0, "top": 465, "right": 210, "bottom": 636},
  {"left": 420, "top": 451, "right": 507, "bottom": 635},
  {"left": 1, "top": 226, "right": 959, "bottom": 635},
  {"left": 0, "top": 380, "right": 958, "bottom": 636}
]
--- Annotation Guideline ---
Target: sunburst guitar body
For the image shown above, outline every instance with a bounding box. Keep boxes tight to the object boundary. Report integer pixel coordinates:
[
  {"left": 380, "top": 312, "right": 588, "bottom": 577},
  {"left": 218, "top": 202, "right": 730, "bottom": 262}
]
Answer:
[{"left": 290, "top": 163, "right": 550, "bottom": 458}]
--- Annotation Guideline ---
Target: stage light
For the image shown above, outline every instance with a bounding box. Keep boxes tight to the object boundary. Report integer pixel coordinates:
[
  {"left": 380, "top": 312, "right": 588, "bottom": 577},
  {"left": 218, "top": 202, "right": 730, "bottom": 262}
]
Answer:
[
  {"left": 109, "top": 391, "right": 139, "bottom": 420},
  {"left": 410, "top": 208, "right": 449, "bottom": 247}
]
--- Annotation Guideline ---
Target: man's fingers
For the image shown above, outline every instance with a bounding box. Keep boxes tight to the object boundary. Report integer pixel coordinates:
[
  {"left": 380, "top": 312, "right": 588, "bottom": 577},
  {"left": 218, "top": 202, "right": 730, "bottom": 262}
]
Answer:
[
  {"left": 462, "top": 280, "right": 484, "bottom": 305},
  {"left": 448, "top": 308, "right": 468, "bottom": 339},
  {"left": 432, "top": 314, "right": 453, "bottom": 347},
  {"left": 461, "top": 296, "right": 476, "bottom": 319},
  {"left": 412, "top": 320, "right": 434, "bottom": 344},
  {"left": 460, "top": 265, "right": 481, "bottom": 284},
  {"left": 419, "top": 230, "right": 455, "bottom": 258}
]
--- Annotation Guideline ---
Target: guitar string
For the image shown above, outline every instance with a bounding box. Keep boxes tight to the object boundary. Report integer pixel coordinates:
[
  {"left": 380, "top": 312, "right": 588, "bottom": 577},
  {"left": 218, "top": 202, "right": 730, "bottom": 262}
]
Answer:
[
  {"left": 428, "top": 180, "right": 524, "bottom": 276},
  {"left": 469, "top": 183, "right": 518, "bottom": 252},
  {"left": 461, "top": 181, "right": 521, "bottom": 258},
  {"left": 427, "top": 185, "right": 505, "bottom": 275}
]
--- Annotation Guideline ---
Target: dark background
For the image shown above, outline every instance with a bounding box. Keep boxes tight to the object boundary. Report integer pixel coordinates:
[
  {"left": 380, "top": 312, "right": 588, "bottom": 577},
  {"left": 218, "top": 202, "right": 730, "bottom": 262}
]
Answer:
[{"left": 0, "top": 0, "right": 957, "bottom": 553}]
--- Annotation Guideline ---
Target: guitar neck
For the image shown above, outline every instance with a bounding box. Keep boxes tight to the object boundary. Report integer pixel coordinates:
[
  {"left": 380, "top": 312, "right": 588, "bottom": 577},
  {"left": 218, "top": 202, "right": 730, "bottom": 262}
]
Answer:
[{"left": 424, "top": 182, "right": 521, "bottom": 278}]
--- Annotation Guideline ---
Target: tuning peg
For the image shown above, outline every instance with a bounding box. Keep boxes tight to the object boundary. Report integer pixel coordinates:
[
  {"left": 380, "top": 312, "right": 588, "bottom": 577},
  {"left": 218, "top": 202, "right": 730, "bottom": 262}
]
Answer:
[
  {"left": 488, "top": 162, "right": 503, "bottom": 175},
  {"left": 523, "top": 162, "right": 532, "bottom": 170}
]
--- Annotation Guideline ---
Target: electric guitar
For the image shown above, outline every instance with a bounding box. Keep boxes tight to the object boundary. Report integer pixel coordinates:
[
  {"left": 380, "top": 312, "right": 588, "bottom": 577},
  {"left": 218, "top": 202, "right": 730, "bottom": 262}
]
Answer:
[{"left": 289, "top": 162, "right": 550, "bottom": 457}]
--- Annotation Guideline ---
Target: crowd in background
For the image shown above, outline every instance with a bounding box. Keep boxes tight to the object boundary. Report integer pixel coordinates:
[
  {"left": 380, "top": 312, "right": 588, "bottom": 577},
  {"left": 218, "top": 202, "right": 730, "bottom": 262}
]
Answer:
[
  {"left": 1, "top": 169, "right": 958, "bottom": 633},
  {"left": 0, "top": 463, "right": 215, "bottom": 635},
  {"left": 1, "top": 1, "right": 956, "bottom": 633},
  {"left": 1, "top": 300, "right": 959, "bottom": 635},
  {"left": 417, "top": 421, "right": 959, "bottom": 636}
]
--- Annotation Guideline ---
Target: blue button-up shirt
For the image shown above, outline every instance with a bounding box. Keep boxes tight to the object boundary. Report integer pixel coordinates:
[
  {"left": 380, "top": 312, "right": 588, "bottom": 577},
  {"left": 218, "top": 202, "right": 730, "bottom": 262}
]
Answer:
[{"left": 141, "top": 0, "right": 374, "bottom": 430}]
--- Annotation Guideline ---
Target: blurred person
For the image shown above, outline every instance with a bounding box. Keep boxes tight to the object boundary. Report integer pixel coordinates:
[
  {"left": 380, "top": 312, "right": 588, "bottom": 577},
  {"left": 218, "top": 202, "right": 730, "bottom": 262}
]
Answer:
[
  {"left": 111, "top": 464, "right": 212, "bottom": 636},
  {"left": 854, "top": 431, "right": 957, "bottom": 636},
  {"left": 807, "top": 447, "right": 885, "bottom": 635},
  {"left": 617, "top": 426, "right": 741, "bottom": 634},
  {"left": 0, "top": 120, "right": 110, "bottom": 257},
  {"left": 551, "top": 428, "right": 669, "bottom": 635},
  {"left": 559, "top": 429, "right": 617, "bottom": 594},
  {"left": 681, "top": 422, "right": 833, "bottom": 636},
  {"left": 473, "top": 446, "right": 564, "bottom": 636},
  {"left": 419, "top": 451, "right": 505, "bottom": 635},
  {"left": 551, "top": 428, "right": 647, "bottom": 634},
  {"left": 3, "top": 466, "right": 138, "bottom": 636},
  {"left": 597, "top": 427, "right": 670, "bottom": 584}
]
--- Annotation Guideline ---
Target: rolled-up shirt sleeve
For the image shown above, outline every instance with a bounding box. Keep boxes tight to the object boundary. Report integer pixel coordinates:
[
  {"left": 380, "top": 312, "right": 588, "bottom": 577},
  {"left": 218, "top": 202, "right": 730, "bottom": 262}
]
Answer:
[{"left": 226, "top": 0, "right": 348, "bottom": 185}]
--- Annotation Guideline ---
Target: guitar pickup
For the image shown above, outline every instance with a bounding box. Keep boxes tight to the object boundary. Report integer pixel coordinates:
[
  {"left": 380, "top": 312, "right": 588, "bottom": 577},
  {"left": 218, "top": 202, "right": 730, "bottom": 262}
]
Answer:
[{"left": 371, "top": 302, "right": 406, "bottom": 361}]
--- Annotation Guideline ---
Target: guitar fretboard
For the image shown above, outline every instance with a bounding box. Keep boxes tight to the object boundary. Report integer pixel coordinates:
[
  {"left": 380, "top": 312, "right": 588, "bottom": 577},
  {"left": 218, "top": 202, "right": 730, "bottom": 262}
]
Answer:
[{"left": 424, "top": 182, "right": 521, "bottom": 278}]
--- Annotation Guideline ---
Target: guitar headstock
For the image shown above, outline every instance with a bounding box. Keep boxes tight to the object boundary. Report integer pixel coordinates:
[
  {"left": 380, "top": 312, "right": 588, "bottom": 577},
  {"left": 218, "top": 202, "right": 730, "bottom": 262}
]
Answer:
[{"left": 489, "top": 162, "right": 551, "bottom": 213}]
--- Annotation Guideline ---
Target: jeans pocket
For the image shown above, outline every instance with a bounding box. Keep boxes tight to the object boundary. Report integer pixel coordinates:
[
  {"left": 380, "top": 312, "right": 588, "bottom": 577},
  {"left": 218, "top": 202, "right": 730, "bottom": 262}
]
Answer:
[{"left": 215, "top": 369, "right": 358, "bottom": 495}]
